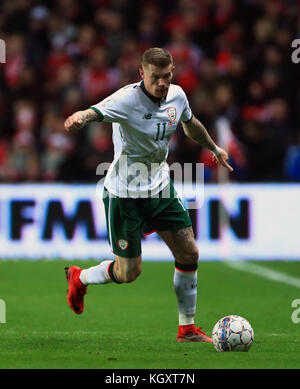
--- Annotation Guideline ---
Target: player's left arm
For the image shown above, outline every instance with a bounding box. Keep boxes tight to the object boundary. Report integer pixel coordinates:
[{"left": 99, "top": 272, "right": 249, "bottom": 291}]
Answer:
[{"left": 181, "top": 115, "right": 233, "bottom": 172}]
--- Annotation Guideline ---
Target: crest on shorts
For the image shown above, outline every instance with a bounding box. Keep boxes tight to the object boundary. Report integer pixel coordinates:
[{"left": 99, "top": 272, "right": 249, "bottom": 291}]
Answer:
[
  {"left": 118, "top": 239, "right": 129, "bottom": 250},
  {"left": 167, "top": 107, "right": 177, "bottom": 122}
]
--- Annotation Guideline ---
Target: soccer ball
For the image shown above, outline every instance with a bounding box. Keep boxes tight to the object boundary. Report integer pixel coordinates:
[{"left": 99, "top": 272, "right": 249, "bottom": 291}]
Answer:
[{"left": 212, "top": 315, "right": 254, "bottom": 352}]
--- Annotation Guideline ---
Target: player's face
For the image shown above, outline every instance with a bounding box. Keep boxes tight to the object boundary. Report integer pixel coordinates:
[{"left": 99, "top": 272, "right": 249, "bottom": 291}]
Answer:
[{"left": 140, "top": 63, "right": 174, "bottom": 99}]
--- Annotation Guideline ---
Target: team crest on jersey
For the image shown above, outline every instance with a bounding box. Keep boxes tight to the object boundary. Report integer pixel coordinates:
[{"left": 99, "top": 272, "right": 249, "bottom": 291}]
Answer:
[
  {"left": 167, "top": 107, "right": 177, "bottom": 122},
  {"left": 118, "top": 239, "right": 129, "bottom": 250}
]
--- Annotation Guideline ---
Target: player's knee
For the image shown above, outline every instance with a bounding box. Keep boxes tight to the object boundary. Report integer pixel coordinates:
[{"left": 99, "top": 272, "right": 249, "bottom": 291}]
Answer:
[
  {"left": 118, "top": 264, "right": 142, "bottom": 283},
  {"left": 181, "top": 247, "right": 199, "bottom": 264},
  {"left": 114, "top": 256, "right": 142, "bottom": 283},
  {"left": 122, "top": 267, "right": 142, "bottom": 283}
]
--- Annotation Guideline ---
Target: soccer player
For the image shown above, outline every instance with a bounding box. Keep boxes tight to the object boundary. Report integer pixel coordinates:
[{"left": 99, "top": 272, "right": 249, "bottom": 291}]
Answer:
[{"left": 64, "top": 48, "right": 233, "bottom": 343}]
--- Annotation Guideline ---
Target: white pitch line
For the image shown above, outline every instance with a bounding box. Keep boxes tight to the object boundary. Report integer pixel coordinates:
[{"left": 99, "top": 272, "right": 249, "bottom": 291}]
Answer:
[{"left": 224, "top": 260, "right": 300, "bottom": 289}]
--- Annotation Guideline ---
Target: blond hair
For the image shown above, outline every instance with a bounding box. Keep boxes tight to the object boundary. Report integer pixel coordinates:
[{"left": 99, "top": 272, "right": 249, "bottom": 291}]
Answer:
[{"left": 141, "top": 47, "right": 173, "bottom": 68}]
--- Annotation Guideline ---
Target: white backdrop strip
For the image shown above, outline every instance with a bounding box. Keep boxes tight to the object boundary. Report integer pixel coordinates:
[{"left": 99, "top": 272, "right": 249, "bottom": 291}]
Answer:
[{"left": 0, "top": 183, "right": 299, "bottom": 260}]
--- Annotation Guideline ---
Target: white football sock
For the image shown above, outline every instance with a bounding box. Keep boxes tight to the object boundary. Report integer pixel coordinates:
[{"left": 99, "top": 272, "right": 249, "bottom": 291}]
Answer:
[
  {"left": 173, "top": 268, "right": 197, "bottom": 326},
  {"left": 79, "top": 260, "right": 113, "bottom": 285}
]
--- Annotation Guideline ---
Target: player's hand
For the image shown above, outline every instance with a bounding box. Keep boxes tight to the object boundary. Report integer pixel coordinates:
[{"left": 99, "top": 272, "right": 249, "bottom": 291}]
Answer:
[
  {"left": 212, "top": 147, "right": 234, "bottom": 172},
  {"left": 64, "top": 112, "right": 85, "bottom": 133}
]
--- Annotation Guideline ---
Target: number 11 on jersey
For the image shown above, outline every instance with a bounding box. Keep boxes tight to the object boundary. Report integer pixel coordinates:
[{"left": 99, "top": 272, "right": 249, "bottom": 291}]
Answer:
[{"left": 156, "top": 122, "right": 166, "bottom": 141}]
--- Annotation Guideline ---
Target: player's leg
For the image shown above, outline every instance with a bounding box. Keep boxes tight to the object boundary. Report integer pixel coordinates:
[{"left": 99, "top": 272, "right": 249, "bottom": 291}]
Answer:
[
  {"left": 158, "top": 227, "right": 211, "bottom": 342},
  {"left": 158, "top": 226, "right": 199, "bottom": 265},
  {"left": 80, "top": 254, "right": 142, "bottom": 284},
  {"left": 65, "top": 254, "right": 141, "bottom": 315},
  {"left": 145, "top": 181, "right": 199, "bottom": 329},
  {"left": 158, "top": 226, "right": 199, "bottom": 325},
  {"left": 147, "top": 180, "right": 211, "bottom": 342},
  {"left": 113, "top": 255, "right": 142, "bottom": 283},
  {"left": 65, "top": 187, "right": 143, "bottom": 314}
]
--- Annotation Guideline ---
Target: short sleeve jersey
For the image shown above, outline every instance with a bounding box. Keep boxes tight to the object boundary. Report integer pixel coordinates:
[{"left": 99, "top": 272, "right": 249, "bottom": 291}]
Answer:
[{"left": 90, "top": 80, "right": 193, "bottom": 198}]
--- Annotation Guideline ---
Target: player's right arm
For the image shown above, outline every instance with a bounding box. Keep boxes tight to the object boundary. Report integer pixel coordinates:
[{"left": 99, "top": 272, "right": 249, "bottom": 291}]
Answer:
[
  {"left": 64, "top": 86, "right": 130, "bottom": 132},
  {"left": 64, "top": 108, "right": 99, "bottom": 132}
]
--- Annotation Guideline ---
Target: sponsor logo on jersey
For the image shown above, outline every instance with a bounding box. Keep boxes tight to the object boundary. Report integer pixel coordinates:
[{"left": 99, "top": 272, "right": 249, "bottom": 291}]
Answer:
[
  {"left": 143, "top": 113, "right": 152, "bottom": 119},
  {"left": 118, "top": 239, "right": 129, "bottom": 250}
]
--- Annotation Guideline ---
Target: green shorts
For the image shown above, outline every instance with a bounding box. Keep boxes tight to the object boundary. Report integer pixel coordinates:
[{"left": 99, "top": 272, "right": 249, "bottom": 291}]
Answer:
[{"left": 102, "top": 180, "right": 192, "bottom": 258}]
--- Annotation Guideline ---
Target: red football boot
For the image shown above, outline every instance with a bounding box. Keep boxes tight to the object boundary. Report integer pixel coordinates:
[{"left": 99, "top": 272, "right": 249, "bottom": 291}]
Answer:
[
  {"left": 64, "top": 266, "right": 87, "bottom": 314},
  {"left": 177, "top": 324, "right": 213, "bottom": 343}
]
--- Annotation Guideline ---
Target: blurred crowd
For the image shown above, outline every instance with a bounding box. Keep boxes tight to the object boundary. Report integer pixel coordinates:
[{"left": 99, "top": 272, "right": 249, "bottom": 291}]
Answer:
[{"left": 1, "top": 0, "right": 300, "bottom": 183}]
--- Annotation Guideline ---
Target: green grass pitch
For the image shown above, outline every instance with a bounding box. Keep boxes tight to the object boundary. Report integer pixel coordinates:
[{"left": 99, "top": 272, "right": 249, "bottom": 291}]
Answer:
[{"left": 0, "top": 259, "right": 300, "bottom": 369}]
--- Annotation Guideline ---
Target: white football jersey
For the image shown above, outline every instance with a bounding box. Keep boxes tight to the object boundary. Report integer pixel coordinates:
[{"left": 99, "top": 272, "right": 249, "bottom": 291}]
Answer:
[{"left": 90, "top": 80, "right": 193, "bottom": 198}]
